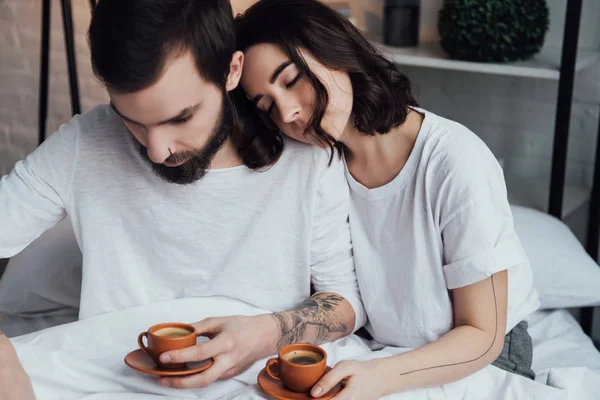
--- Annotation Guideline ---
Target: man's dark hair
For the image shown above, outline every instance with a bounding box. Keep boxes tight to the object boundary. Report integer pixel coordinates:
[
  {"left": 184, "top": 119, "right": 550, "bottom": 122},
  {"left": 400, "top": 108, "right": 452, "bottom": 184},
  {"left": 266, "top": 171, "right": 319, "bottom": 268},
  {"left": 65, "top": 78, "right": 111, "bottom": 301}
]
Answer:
[
  {"left": 89, "top": 0, "right": 282, "bottom": 170},
  {"left": 89, "top": 0, "right": 235, "bottom": 92},
  {"left": 235, "top": 0, "right": 418, "bottom": 156}
]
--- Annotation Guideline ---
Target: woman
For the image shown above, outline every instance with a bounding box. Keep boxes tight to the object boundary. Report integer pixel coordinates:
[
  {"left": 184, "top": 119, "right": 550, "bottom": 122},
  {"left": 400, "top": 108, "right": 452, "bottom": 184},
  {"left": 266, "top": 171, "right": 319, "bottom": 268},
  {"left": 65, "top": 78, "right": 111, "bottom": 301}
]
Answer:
[{"left": 235, "top": 1, "right": 540, "bottom": 398}]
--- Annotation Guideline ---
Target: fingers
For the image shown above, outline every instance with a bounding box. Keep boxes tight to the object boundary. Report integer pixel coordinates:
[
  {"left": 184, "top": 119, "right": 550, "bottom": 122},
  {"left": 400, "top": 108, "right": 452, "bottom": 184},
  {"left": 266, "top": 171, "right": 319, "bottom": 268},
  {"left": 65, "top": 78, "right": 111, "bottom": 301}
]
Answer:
[
  {"left": 311, "top": 361, "right": 354, "bottom": 398},
  {"left": 218, "top": 360, "right": 255, "bottom": 381},
  {"left": 160, "top": 333, "right": 231, "bottom": 364},
  {"left": 330, "top": 386, "right": 358, "bottom": 400},
  {"left": 192, "top": 317, "right": 224, "bottom": 336},
  {"left": 160, "top": 357, "right": 231, "bottom": 389}
]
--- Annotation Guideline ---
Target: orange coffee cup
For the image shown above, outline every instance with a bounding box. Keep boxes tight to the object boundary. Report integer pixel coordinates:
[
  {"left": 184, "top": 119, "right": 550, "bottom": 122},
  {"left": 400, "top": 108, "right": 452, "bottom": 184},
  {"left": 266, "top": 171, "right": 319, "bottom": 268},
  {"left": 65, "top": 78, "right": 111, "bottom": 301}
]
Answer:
[
  {"left": 265, "top": 343, "right": 327, "bottom": 393},
  {"left": 138, "top": 322, "right": 197, "bottom": 369}
]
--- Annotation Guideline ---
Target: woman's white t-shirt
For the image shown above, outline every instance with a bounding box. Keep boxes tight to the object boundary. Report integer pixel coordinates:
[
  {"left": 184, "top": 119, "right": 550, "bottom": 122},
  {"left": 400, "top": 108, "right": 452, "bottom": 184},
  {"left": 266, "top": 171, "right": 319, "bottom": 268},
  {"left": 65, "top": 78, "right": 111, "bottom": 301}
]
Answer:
[{"left": 346, "top": 108, "right": 540, "bottom": 348}]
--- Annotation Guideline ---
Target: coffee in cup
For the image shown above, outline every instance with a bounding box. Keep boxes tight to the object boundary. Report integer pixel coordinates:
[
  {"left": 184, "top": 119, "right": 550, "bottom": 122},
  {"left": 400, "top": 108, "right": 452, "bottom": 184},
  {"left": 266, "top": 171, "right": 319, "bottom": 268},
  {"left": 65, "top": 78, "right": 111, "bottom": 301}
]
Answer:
[
  {"left": 138, "top": 322, "right": 197, "bottom": 369},
  {"left": 265, "top": 343, "right": 327, "bottom": 393},
  {"left": 154, "top": 326, "right": 194, "bottom": 338},
  {"left": 283, "top": 349, "right": 324, "bottom": 365}
]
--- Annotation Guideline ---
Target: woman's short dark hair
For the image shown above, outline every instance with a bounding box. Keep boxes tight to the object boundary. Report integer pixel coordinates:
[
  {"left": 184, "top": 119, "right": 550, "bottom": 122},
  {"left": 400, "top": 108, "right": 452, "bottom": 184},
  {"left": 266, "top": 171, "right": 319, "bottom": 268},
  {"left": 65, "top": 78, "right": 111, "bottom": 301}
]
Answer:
[
  {"left": 235, "top": 0, "right": 418, "bottom": 152},
  {"left": 88, "top": 0, "right": 282, "bottom": 170}
]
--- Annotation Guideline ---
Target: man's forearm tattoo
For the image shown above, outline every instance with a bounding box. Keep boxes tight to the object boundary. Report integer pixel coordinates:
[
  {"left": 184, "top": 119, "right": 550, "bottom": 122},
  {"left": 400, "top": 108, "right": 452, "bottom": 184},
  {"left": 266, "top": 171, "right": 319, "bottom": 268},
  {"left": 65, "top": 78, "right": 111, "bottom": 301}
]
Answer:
[{"left": 270, "top": 293, "right": 351, "bottom": 351}]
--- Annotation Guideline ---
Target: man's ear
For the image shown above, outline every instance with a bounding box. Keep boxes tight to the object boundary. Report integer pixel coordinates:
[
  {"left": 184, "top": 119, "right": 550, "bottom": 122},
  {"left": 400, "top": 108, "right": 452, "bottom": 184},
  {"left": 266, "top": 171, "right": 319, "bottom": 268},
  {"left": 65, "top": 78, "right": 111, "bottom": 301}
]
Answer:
[{"left": 226, "top": 51, "right": 244, "bottom": 92}]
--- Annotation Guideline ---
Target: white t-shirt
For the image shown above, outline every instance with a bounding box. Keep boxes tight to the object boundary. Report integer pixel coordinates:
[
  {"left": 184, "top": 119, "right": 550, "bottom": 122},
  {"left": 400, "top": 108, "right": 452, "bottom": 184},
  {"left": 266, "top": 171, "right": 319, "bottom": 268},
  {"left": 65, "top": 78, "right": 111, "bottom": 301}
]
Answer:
[
  {"left": 346, "top": 109, "right": 539, "bottom": 348},
  {"left": 0, "top": 105, "right": 365, "bottom": 330}
]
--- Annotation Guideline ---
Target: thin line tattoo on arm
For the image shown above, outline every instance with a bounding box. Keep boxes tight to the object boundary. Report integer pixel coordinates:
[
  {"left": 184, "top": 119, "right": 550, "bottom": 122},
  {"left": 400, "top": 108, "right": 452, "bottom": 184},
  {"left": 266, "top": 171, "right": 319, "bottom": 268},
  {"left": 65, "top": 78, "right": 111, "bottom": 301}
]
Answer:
[
  {"left": 399, "top": 275, "right": 499, "bottom": 377},
  {"left": 270, "top": 294, "right": 351, "bottom": 351}
]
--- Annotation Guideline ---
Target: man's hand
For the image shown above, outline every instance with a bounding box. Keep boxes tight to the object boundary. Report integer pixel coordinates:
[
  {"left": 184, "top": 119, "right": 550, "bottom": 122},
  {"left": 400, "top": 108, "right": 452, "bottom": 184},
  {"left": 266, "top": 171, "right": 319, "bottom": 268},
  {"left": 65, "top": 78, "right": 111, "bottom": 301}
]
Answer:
[
  {"left": 0, "top": 329, "right": 36, "bottom": 400},
  {"left": 158, "top": 293, "right": 355, "bottom": 389},
  {"left": 158, "top": 314, "right": 278, "bottom": 389}
]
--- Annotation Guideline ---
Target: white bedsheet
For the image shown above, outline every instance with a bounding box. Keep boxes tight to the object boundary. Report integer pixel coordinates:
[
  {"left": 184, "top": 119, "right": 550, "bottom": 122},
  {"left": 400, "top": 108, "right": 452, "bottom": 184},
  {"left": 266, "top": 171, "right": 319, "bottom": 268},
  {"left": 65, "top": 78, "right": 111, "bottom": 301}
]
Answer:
[{"left": 10, "top": 297, "right": 600, "bottom": 400}]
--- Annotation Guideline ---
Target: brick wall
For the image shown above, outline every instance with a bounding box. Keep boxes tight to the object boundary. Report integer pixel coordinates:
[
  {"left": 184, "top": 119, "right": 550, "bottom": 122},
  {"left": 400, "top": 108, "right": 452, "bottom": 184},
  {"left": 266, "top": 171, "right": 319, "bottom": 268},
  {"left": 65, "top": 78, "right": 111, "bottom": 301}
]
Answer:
[
  {"left": 0, "top": 0, "right": 253, "bottom": 176},
  {"left": 0, "top": 0, "right": 109, "bottom": 175}
]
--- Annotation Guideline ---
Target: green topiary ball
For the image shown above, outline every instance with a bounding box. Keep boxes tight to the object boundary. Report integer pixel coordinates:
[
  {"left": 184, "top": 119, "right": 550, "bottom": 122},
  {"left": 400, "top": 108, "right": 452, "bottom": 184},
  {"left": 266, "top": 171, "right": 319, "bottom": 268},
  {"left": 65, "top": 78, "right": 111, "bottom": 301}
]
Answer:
[{"left": 438, "top": 0, "right": 550, "bottom": 63}]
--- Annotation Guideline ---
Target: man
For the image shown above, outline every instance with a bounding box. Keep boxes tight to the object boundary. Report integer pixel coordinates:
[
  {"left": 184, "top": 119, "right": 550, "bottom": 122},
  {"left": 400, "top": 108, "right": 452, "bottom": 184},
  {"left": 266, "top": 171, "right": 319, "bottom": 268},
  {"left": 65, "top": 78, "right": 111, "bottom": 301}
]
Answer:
[{"left": 0, "top": 0, "right": 364, "bottom": 397}]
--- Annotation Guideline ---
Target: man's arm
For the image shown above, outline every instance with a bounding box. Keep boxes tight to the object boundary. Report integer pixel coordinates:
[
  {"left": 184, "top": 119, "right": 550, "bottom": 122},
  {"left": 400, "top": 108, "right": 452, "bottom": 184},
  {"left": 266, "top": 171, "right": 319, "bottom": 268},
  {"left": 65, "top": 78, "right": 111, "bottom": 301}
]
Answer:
[
  {"left": 157, "top": 293, "right": 357, "bottom": 390},
  {"left": 303, "top": 152, "right": 365, "bottom": 334},
  {"left": 270, "top": 292, "right": 355, "bottom": 351},
  {"left": 0, "top": 122, "right": 77, "bottom": 399},
  {"left": 0, "top": 123, "right": 76, "bottom": 258},
  {"left": 159, "top": 154, "right": 363, "bottom": 389},
  {"left": 0, "top": 329, "right": 36, "bottom": 399}
]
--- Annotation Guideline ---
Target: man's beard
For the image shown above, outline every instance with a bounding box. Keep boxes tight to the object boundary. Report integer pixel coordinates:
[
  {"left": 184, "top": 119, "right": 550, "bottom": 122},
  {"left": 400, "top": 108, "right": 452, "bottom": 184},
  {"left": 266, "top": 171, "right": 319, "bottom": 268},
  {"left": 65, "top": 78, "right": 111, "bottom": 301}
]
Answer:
[{"left": 140, "top": 93, "right": 232, "bottom": 185}]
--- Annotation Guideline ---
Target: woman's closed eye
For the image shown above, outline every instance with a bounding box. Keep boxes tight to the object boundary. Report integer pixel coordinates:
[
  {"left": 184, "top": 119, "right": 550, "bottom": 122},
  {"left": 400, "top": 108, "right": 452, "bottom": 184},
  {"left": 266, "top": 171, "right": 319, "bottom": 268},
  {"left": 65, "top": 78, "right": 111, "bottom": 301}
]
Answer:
[
  {"left": 286, "top": 72, "right": 304, "bottom": 89},
  {"left": 265, "top": 72, "right": 304, "bottom": 115}
]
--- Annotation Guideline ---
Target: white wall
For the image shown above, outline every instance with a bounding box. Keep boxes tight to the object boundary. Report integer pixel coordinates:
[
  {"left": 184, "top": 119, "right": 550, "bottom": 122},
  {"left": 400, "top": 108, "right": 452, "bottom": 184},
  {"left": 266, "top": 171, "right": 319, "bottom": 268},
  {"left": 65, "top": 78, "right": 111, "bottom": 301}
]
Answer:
[{"left": 346, "top": 0, "right": 600, "bottom": 204}]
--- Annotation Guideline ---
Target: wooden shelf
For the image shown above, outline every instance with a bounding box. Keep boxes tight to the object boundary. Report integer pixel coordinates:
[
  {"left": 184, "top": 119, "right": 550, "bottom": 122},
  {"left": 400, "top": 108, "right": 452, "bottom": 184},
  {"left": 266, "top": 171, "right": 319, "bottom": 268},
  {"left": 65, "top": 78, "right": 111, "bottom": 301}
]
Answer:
[
  {"left": 505, "top": 173, "right": 590, "bottom": 218},
  {"left": 375, "top": 41, "right": 600, "bottom": 80}
]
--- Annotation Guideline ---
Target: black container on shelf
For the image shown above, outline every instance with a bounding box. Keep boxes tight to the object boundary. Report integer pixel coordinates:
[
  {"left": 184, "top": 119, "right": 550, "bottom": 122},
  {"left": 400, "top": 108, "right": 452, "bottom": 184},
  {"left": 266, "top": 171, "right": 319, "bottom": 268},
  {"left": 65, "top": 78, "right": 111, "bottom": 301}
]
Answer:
[{"left": 383, "top": 0, "right": 420, "bottom": 47}]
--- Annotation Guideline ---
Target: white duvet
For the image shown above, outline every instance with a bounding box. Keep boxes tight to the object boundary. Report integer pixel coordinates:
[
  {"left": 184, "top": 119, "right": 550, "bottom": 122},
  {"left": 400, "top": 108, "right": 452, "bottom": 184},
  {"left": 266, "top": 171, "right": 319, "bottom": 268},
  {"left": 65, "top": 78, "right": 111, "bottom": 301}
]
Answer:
[{"left": 10, "top": 296, "right": 600, "bottom": 400}]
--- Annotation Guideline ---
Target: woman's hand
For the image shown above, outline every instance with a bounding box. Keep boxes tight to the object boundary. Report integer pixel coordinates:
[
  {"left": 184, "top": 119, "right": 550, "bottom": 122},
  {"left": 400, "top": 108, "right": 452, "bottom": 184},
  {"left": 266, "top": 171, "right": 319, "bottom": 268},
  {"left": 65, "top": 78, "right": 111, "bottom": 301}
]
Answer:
[{"left": 311, "top": 359, "right": 390, "bottom": 400}]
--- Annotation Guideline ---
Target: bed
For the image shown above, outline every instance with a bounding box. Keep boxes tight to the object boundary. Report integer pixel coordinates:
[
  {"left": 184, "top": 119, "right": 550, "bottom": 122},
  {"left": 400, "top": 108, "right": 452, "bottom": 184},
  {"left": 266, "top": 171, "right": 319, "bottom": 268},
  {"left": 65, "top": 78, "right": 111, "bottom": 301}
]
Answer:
[
  {"left": 1, "top": 199, "right": 600, "bottom": 399},
  {"left": 4, "top": 296, "right": 600, "bottom": 400}
]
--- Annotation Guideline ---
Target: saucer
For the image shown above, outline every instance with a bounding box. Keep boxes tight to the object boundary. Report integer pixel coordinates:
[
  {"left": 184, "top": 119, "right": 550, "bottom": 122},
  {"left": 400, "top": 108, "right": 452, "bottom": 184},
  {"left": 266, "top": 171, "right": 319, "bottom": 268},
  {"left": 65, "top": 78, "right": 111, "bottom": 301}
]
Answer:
[
  {"left": 257, "top": 366, "right": 343, "bottom": 400},
  {"left": 124, "top": 349, "right": 213, "bottom": 376}
]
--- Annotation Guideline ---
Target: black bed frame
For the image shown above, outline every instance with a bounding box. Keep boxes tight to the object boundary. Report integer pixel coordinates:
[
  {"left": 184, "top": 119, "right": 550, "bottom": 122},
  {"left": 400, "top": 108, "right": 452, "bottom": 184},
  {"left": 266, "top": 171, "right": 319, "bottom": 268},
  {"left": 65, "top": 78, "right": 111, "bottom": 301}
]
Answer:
[
  {"left": 33, "top": 0, "right": 600, "bottom": 342},
  {"left": 547, "top": 0, "right": 600, "bottom": 340}
]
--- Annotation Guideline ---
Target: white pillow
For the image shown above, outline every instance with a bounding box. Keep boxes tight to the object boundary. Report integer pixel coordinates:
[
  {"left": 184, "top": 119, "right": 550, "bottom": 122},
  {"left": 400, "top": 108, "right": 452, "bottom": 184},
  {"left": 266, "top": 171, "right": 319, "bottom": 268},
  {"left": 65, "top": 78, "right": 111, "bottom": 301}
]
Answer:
[
  {"left": 511, "top": 205, "right": 600, "bottom": 309},
  {"left": 0, "top": 217, "right": 82, "bottom": 315}
]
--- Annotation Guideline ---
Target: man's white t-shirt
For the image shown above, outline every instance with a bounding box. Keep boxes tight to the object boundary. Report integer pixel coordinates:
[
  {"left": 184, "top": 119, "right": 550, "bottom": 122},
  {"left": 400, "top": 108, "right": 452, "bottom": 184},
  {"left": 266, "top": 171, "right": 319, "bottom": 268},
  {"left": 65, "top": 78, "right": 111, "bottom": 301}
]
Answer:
[
  {"left": 0, "top": 105, "right": 365, "bottom": 329},
  {"left": 346, "top": 108, "right": 539, "bottom": 348}
]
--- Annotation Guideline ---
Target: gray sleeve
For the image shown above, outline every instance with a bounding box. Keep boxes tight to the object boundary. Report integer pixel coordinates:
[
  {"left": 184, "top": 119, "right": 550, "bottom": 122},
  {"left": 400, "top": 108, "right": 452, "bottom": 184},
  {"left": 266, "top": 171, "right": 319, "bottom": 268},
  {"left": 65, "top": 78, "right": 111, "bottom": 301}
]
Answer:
[
  {"left": 0, "top": 120, "right": 78, "bottom": 258},
  {"left": 309, "top": 155, "right": 366, "bottom": 332}
]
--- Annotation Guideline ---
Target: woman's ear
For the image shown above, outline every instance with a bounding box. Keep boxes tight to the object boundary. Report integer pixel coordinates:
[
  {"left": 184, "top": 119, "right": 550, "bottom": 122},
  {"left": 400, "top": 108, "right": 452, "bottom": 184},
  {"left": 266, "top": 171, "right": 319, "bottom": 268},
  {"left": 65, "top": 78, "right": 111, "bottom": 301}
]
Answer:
[{"left": 226, "top": 51, "right": 244, "bottom": 92}]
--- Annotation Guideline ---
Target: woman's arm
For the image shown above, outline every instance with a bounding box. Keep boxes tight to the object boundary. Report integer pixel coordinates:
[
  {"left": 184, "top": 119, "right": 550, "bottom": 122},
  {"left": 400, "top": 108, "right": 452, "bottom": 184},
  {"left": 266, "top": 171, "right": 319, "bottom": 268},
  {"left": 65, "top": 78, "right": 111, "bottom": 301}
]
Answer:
[{"left": 312, "top": 270, "right": 508, "bottom": 399}]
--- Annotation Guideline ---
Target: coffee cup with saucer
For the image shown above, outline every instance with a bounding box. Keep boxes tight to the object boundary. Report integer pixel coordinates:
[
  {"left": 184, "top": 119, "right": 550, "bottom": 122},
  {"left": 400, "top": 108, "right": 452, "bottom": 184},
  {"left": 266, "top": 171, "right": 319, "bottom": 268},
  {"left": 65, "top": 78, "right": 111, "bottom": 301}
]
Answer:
[{"left": 124, "top": 322, "right": 213, "bottom": 377}]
